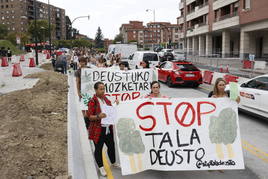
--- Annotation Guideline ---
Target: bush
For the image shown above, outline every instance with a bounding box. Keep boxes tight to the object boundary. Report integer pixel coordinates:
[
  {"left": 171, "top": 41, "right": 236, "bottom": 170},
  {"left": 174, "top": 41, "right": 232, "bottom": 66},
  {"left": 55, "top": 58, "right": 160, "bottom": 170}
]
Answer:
[{"left": 0, "top": 40, "right": 23, "bottom": 55}]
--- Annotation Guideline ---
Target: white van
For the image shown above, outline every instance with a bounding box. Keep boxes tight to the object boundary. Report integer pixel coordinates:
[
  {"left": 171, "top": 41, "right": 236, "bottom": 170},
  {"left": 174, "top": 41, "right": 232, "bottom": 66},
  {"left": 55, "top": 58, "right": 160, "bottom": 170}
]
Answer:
[
  {"left": 107, "top": 44, "right": 137, "bottom": 60},
  {"left": 128, "top": 51, "right": 160, "bottom": 69}
]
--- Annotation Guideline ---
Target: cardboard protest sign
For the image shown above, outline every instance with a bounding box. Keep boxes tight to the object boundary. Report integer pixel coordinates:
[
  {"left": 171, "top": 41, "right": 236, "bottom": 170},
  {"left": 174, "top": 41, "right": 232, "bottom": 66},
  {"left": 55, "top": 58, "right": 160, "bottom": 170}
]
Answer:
[
  {"left": 230, "top": 82, "right": 239, "bottom": 101},
  {"left": 115, "top": 98, "right": 244, "bottom": 175},
  {"left": 80, "top": 68, "right": 155, "bottom": 110}
]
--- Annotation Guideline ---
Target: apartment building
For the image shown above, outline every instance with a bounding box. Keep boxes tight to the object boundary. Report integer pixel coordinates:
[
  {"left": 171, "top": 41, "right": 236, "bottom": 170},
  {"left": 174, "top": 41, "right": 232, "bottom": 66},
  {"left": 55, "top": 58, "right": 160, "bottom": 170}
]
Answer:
[
  {"left": 119, "top": 21, "right": 180, "bottom": 47},
  {"left": 178, "top": 0, "right": 268, "bottom": 59},
  {"left": 0, "top": 0, "right": 66, "bottom": 40}
]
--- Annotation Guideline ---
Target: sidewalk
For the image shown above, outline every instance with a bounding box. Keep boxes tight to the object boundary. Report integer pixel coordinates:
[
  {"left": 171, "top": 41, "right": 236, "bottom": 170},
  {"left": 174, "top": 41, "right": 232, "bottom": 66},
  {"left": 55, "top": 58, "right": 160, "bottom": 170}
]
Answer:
[
  {"left": 188, "top": 56, "right": 267, "bottom": 78},
  {"left": 0, "top": 54, "right": 47, "bottom": 95}
]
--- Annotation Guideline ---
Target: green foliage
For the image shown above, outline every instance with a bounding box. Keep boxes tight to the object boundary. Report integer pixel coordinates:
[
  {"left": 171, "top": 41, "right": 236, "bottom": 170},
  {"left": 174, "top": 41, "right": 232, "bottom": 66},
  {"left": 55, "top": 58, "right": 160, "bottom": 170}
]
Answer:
[
  {"left": 94, "top": 27, "right": 104, "bottom": 48},
  {"left": 113, "top": 34, "right": 123, "bottom": 43},
  {"left": 53, "top": 39, "right": 94, "bottom": 48},
  {"left": 72, "top": 39, "right": 93, "bottom": 48},
  {"left": 5, "top": 32, "right": 17, "bottom": 45},
  {"left": 128, "top": 40, "right": 137, "bottom": 43},
  {"left": 144, "top": 47, "right": 150, "bottom": 50},
  {"left": 96, "top": 48, "right": 106, "bottom": 53},
  {"left": 28, "top": 20, "right": 52, "bottom": 42},
  {"left": 0, "top": 24, "right": 8, "bottom": 39},
  {"left": 0, "top": 40, "right": 23, "bottom": 55}
]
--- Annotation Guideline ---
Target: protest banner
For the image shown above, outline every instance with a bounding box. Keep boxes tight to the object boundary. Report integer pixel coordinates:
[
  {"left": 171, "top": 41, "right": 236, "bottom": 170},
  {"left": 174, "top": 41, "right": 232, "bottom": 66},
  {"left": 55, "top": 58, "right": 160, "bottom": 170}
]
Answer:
[
  {"left": 80, "top": 68, "right": 155, "bottom": 110},
  {"left": 115, "top": 98, "right": 244, "bottom": 175}
]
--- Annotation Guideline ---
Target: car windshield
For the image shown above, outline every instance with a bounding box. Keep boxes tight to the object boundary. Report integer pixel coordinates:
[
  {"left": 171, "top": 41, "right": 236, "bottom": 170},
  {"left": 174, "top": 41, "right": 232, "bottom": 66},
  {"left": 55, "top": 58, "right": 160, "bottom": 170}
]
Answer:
[
  {"left": 176, "top": 64, "right": 199, "bottom": 71},
  {"left": 166, "top": 49, "right": 173, "bottom": 52},
  {"left": 143, "top": 53, "right": 158, "bottom": 61}
]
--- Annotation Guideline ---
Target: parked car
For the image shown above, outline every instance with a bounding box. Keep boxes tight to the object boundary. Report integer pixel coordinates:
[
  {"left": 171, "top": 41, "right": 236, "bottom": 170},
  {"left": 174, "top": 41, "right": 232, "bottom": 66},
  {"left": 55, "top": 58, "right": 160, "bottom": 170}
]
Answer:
[
  {"left": 158, "top": 49, "right": 174, "bottom": 61},
  {"left": 154, "top": 46, "right": 163, "bottom": 52},
  {"left": 128, "top": 51, "right": 160, "bottom": 69},
  {"left": 158, "top": 61, "right": 203, "bottom": 87},
  {"left": 226, "top": 74, "right": 268, "bottom": 118}
]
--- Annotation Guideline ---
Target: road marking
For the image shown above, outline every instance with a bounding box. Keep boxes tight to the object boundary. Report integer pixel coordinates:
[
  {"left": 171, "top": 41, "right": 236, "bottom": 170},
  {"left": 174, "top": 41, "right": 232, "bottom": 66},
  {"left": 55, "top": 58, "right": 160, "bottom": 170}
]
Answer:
[
  {"left": 242, "top": 140, "right": 268, "bottom": 163},
  {"left": 198, "top": 86, "right": 268, "bottom": 163},
  {"left": 242, "top": 143, "right": 268, "bottom": 163},
  {"left": 102, "top": 150, "right": 114, "bottom": 179}
]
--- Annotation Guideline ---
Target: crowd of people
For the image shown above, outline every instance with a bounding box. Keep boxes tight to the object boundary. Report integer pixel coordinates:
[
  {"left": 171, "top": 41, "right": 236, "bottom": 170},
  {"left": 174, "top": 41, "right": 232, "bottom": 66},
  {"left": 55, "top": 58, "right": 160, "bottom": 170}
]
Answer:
[{"left": 65, "top": 47, "right": 241, "bottom": 177}]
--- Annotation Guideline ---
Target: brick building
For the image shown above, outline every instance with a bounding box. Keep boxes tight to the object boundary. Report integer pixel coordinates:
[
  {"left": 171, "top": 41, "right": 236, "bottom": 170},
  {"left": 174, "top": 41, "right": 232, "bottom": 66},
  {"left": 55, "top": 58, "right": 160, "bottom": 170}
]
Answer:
[
  {"left": 177, "top": 0, "right": 268, "bottom": 59},
  {"left": 0, "top": 0, "right": 66, "bottom": 41},
  {"left": 119, "top": 21, "right": 180, "bottom": 48}
]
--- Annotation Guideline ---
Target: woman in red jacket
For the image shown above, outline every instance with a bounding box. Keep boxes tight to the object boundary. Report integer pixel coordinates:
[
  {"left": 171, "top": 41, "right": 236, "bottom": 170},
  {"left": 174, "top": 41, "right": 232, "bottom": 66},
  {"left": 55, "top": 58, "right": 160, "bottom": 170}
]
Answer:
[{"left": 87, "top": 82, "right": 118, "bottom": 176}]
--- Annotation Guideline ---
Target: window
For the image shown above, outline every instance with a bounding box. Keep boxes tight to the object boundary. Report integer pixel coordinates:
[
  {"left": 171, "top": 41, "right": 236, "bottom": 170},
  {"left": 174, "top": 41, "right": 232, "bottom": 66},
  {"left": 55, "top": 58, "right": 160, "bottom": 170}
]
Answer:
[
  {"left": 246, "top": 77, "right": 268, "bottom": 90},
  {"left": 143, "top": 53, "right": 158, "bottom": 61},
  {"left": 176, "top": 64, "right": 199, "bottom": 71},
  {"left": 243, "top": 0, "right": 250, "bottom": 9}
]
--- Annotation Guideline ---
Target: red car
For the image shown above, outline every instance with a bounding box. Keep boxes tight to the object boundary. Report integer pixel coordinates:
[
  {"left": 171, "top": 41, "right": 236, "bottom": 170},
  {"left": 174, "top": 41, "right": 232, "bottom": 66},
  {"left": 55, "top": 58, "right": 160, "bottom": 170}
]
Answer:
[{"left": 158, "top": 61, "right": 203, "bottom": 87}]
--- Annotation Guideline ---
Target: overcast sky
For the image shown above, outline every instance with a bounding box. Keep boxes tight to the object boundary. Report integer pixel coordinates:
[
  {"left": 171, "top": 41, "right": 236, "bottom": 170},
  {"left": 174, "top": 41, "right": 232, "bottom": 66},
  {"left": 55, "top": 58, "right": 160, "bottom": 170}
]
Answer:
[{"left": 38, "top": 0, "right": 181, "bottom": 39}]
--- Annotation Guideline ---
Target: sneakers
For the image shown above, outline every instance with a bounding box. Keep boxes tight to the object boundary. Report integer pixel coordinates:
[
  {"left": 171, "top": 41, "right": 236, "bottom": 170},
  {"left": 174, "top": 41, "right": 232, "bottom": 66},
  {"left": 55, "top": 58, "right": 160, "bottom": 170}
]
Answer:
[
  {"left": 99, "top": 167, "right": 107, "bottom": 177},
  {"left": 111, "top": 163, "right": 121, "bottom": 168}
]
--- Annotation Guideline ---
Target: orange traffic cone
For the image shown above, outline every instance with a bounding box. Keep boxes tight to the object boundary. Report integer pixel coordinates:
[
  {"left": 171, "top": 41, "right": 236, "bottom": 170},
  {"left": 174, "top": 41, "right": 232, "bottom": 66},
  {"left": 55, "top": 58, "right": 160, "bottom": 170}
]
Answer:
[
  {"left": 20, "top": 55, "right": 25, "bottom": 62},
  {"left": 12, "top": 63, "right": 23, "bottom": 77},
  {"left": 1, "top": 57, "right": 8, "bottom": 67},
  {"left": 29, "top": 58, "right": 36, "bottom": 67}
]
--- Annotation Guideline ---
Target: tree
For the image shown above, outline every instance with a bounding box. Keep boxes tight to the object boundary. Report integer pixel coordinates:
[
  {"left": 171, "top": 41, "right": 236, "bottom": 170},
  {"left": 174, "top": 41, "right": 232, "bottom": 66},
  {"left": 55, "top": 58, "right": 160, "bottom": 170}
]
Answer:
[
  {"left": 94, "top": 27, "right": 104, "bottom": 48},
  {"left": 113, "top": 33, "right": 123, "bottom": 43},
  {"left": 5, "top": 32, "right": 17, "bottom": 45},
  {"left": 0, "top": 24, "right": 8, "bottom": 39},
  {"left": 28, "top": 20, "right": 52, "bottom": 43}
]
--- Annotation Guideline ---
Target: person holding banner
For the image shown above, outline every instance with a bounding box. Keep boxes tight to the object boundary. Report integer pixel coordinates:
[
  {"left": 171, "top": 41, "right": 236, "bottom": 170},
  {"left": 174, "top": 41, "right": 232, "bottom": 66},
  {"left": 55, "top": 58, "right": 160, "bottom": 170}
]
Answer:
[
  {"left": 208, "top": 78, "right": 240, "bottom": 104},
  {"left": 145, "top": 81, "right": 168, "bottom": 98},
  {"left": 119, "top": 61, "right": 130, "bottom": 71},
  {"left": 208, "top": 78, "right": 240, "bottom": 172},
  {"left": 87, "top": 82, "right": 119, "bottom": 177}
]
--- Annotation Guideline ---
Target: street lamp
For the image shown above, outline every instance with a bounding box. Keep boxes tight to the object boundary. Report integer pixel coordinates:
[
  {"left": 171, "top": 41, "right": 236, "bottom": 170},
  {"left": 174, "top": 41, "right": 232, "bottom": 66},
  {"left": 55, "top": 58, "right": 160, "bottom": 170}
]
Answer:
[
  {"left": 48, "top": 0, "right": 52, "bottom": 57},
  {"left": 146, "top": 9, "right": 155, "bottom": 22},
  {"left": 71, "top": 15, "right": 90, "bottom": 39},
  {"left": 34, "top": 0, "right": 38, "bottom": 66}
]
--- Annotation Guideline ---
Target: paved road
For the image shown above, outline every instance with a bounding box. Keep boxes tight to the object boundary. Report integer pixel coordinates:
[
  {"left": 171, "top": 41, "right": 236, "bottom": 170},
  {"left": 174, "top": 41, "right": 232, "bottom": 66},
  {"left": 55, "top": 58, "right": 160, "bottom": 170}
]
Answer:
[{"left": 104, "top": 83, "right": 268, "bottom": 179}]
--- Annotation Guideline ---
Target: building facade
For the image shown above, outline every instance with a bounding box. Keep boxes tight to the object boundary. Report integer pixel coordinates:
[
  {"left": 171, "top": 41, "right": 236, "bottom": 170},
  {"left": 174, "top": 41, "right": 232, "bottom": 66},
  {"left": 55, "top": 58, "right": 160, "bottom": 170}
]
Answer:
[
  {"left": 119, "top": 21, "right": 180, "bottom": 48},
  {"left": 177, "top": 0, "right": 268, "bottom": 59},
  {"left": 0, "top": 0, "right": 66, "bottom": 41}
]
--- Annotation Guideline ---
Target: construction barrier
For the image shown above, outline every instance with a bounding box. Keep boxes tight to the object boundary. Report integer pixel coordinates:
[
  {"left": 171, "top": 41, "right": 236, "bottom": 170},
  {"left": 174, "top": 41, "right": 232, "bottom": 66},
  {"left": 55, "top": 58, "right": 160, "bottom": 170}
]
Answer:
[
  {"left": 243, "top": 60, "right": 253, "bottom": 69},
  {"left": 203, "top": 70, "right": 214, "bottom": 84},
  {"left": 224, "top": 74, "right": 239, "bottom": 84},
  {"left": 29, "top": 58, "right": 36, "bottom": 67},
  {"left": 12, "top": 63, "right": 23, "bottom": 77},
  {"left": 20, "top": 55, "right": 25, "bottom": 62},
  {"left": 1, "top": 57, "right": 8, "bottom": 67}
]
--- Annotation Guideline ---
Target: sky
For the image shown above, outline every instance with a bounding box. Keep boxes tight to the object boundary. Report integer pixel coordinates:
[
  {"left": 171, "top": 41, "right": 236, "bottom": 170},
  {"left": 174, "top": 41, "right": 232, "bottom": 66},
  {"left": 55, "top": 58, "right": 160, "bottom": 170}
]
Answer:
[{"left": 38, "top": 0, "right": 181, "bottom": 39}]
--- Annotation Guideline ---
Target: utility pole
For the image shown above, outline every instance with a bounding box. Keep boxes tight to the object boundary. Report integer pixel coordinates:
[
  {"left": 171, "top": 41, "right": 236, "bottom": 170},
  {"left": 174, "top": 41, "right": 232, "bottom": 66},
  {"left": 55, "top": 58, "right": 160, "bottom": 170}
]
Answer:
[{"left": 183, "top": 0, "right": 187, "bottom": 60}]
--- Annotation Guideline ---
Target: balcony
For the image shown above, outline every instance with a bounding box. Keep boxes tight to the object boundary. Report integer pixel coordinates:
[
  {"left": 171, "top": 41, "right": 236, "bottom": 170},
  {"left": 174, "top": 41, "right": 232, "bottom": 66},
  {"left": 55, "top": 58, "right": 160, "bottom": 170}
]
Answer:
[
  {"left": 186, "top": 0, "right": 197, "bottom": 6},
  {"left": 213, "top": 0, "right": 238, "bottom": 10},
  {"left": 179, "top": 1, "right": 184, "bottom": 10},
  {"left": 213, "top": 13, "right": 239, "bottom": 31},
  {"left": 186, "top": 3, "right": 208, "bottom": 21},
  {"left": 186, "top": 23, "right": 209, "bottom": 37},
  {"left": 178, "top": 16, "right": 184, "bottom": 25}
]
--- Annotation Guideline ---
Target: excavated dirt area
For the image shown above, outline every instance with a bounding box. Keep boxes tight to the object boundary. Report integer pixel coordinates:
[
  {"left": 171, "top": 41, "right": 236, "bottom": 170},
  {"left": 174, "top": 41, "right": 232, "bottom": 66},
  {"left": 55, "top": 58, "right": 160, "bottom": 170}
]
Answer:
[{"left": 0, "top": 65, "right": 68, "bottom": 179}]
